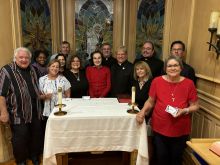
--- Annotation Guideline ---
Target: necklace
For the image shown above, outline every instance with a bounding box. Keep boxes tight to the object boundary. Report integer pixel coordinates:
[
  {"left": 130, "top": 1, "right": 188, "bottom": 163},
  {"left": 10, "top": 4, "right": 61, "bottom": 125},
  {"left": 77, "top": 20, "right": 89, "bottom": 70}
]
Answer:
[
  {"left": 71, "top": 69, "right": 80, "bottom": 81},
  {"left": 138, "top": 77, "right": 148, "bottom": 90},
  {"left": 170, "top": 83, "right": 178, "bottom": 102},
  {"left": 73, "top": 72, "right": 80, "bottom": 81},
  {"left": 164, "top": 75, "right": 181, "bottom": 102}
]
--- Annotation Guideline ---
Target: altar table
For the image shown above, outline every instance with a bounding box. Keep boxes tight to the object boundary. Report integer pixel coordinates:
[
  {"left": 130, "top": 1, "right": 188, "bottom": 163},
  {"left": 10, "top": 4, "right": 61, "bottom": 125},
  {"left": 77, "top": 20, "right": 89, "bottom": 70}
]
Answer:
[{"left": 43, "top": 98, "right": 148, "bottom": 165}]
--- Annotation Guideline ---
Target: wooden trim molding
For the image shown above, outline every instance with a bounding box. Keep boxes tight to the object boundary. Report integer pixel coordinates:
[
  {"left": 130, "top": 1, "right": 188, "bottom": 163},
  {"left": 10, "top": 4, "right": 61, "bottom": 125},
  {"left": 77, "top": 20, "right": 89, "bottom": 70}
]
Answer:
[
  {"left": 113, "top": 0, "right": 124, "bottom": 53},
  {"left": 10, "top": 0, "right": 22, "bottom": 49},
  {"left": 199, "top": 105, "right": 220, "bottom": 120},
  {"left": 126, "top": 0, "right": 138, "bottom": 62},
  {"left": 185, "top": 0, "right": 195, "bottom": 63},
  {"left": 197, "top": 89, "right": 220, "bottom": 119},
  {"left": 50, "top": 0, "right": 61, "bottom": 53},
  {"left": 162, "top": 0, "right": 173, "bottom": 60},
  {"left": 196, "top": 74, "right": 220, "bottom": 84},
  {"left": 198, "top": 89, "right": 220, "bottom": 102}
]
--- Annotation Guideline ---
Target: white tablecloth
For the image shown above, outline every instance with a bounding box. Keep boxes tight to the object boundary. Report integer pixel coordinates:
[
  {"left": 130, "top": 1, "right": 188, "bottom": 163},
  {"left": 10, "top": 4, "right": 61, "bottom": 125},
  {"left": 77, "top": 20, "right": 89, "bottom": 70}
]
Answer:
[{"left": 43, "top": 98, "right": 148, "bottom": 165}]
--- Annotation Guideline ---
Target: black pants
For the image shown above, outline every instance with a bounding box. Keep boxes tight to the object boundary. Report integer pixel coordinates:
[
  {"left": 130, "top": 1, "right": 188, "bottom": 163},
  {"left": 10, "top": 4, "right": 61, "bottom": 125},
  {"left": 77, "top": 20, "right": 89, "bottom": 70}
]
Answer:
[
  {"left": 10, "top": 116, "right": 43, "bottom": 163},
  {"left": 153, "top": 132, "right": 188, "bottom": 165}
]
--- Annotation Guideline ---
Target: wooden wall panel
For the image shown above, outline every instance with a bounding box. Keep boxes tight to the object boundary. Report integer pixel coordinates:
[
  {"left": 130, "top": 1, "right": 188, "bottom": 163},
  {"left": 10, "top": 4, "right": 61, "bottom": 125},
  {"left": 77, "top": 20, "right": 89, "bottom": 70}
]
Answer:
[
  {"left": 214, "top": 123, "right": 220, "bottom": 137},
  {"left": 191, "top": 112, "right": 203, "bottom": 138},
  {"left": 192, "top": 109, "right": 220, "bottom": 139},
  {"left": 163, "top": 0, "right": 193, "bottom": 60},
  {"left": 190, "top": 0, "right": 220, "bottom": 98},
  {"left": 0, "top": 0, "right": 15, "bottom": 67},
  {"left": 112, "top": 0, "right": 124, "bottom": 54},
  {"left": 202, "top": 116, "right": 214, "bottom": 138}
]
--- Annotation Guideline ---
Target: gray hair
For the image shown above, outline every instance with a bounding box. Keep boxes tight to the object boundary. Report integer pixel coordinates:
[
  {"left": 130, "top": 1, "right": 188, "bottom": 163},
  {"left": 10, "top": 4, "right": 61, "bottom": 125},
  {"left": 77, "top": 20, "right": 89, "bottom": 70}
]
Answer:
[
  {"left": 115, "top": 46, "right": 127, "bottom": 54},
  {"left": 13, "top": 47, "right": 32, "bottom": 62},
  {"left": 164, "top": 55, "right": 183, "bottom": 71}
]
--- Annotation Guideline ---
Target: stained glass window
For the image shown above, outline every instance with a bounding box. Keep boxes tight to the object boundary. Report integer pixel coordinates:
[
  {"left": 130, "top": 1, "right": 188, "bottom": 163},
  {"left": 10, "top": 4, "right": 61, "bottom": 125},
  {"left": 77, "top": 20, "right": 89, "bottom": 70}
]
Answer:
[
  {"left": 20, "top": 0, "right": 51, "bottom": 55},
  {"left": 75, "top": 0, "right": 113, "bottom": 58},
  {"left": 136, "top": 0, "right": 165, "bottom": 58}
]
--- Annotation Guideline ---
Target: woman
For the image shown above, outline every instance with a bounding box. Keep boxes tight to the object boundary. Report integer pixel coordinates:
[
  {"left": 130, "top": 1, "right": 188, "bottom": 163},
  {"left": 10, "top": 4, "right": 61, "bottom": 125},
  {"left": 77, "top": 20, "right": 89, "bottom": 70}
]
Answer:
[
  {"left": 63, "top": 55, "right": 88, "bottom": 98},
  {"left": 39, "top": 59, "right": 71, "bottom": 118},
  {"left": 133, "top": 61, "right": 152, "bottom": 110},
  {"left": 136, "top": 55, "right": 199, "bottom": 165},
  {"left": 55, "top": 53, "right": 66, "bottom": 74},
  {"left": 86, "top": 51, "right": 111, "bottom": 98},
  {"left": 32, "top": 50, "right": 48, "bottom": 78}
]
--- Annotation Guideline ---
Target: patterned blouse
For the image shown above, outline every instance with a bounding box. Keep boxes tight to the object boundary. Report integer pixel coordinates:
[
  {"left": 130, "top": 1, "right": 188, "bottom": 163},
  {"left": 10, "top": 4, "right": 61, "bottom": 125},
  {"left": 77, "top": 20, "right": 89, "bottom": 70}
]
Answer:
[{"left": 39, "top": 75, "right": 71, "bottom": 117}]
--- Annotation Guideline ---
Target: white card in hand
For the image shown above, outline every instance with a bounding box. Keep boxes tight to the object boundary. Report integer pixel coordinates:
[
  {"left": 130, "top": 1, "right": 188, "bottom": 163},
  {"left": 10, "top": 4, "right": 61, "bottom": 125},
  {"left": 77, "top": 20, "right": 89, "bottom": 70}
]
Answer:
[{"left": 165, "top": 105, "right": 178, "bottom": 117}]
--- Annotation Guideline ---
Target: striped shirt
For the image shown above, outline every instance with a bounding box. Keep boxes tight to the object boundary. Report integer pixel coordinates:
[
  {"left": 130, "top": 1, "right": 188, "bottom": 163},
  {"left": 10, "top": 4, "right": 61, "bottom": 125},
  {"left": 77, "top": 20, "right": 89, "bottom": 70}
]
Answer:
[{"left": 0, "top": 62, "right": 42, "bottom": 124}]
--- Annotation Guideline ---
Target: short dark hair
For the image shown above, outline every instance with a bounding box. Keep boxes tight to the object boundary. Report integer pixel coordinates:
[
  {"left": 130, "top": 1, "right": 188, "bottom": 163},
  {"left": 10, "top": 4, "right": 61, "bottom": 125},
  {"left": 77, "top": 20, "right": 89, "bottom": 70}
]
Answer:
[
  {"left": 101, "top": 42, "right": 111, "bottom": 49},
  {"left": 33, "top": 50, "right": 48, "bottom": 62},
  {"left": 55, "top": 53, "right": 66, "bottom": 61},
  {"left": 170, "top": 40, "right": 185, "bottom": 51},
  {"left": 61, "top": 41, "right": 70, "bottom": 46},
  {"left": 142, "top": 41, "right": 155, "bottom": 50}
]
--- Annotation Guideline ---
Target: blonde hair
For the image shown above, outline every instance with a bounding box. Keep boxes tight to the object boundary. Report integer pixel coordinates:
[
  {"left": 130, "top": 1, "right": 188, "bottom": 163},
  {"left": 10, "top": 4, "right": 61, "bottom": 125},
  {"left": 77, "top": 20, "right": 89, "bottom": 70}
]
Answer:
[
  {"left": 133, "top": 61, "right": 152, "bottom": 80},
  {"left": 47, "top": 59, "right": 60, "bottom": 68},
  {"left": 115, "top": 46, "right": 127, "bottom": 54}
]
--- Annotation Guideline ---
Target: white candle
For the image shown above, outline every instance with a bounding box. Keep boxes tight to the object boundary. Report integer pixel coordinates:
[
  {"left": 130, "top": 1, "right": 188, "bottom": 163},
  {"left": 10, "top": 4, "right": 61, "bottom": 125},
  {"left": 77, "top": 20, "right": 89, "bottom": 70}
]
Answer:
[
  {"left": 209, "top": 11, "right": 220, "bottom": 28},
  {"left": 217, "top": 19, "right": 220, "bottom": 35},
  {"left": 58, "top": 87, "right": 62, "bottom": 105},
  {"left": 131, "top": 86, "right": 136, "bottom": 104}
]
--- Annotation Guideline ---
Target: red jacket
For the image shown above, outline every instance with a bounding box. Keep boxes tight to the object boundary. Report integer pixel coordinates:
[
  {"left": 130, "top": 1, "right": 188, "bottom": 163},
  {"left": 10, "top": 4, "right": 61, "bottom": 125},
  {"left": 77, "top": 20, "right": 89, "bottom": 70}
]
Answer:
[{"left": 86, "top": 66, "right": 111, "bottom": 97}]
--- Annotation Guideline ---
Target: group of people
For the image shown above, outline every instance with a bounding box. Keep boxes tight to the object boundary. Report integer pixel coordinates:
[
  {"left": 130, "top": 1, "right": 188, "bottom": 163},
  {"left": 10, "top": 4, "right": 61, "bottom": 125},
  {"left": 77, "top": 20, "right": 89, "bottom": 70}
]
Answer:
[{"left": 0, "top": 40, "right": 199, "bottom": 165}]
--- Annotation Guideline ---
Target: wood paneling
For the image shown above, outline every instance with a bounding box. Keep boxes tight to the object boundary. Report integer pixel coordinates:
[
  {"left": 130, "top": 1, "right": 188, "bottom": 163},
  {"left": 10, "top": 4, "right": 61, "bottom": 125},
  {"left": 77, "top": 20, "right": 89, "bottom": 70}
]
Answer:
[
  {"left": 0, "top": 0, "right": 16, "bottom": 67},
  {"left": 113, "top": 0, "right": 124, "bottom": 54},
  {"left": 202, "top": 116, "right": 213, "bottom": 138},
  {"left": 192, "top": 109, "right": 220, "bottom": 139},
  {"left": 163, "top": 0, "right": 193, "bottom": 60},
  {"left": 126, "top": 0, "right": 138, "bottom": 62},
  {"left": 214, "top": 123, "right": 220, "bottom": 137},
  {"left": 191, "top": 111, "right": 203, "bottom": 137}
]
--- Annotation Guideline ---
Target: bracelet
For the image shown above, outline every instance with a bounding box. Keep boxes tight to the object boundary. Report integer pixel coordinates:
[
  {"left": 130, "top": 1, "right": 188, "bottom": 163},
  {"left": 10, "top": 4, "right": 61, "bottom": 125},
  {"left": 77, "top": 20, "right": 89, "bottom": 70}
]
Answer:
[{"left": 185, "top": 108, "right": 190, "bottom": 115}]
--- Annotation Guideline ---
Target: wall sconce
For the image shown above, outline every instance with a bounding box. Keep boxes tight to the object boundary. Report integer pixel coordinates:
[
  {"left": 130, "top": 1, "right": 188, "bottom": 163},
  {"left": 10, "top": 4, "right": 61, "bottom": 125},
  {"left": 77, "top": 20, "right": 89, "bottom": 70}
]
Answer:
[{"left": 207, "top": 11, "right": 220, "bottom": 59}]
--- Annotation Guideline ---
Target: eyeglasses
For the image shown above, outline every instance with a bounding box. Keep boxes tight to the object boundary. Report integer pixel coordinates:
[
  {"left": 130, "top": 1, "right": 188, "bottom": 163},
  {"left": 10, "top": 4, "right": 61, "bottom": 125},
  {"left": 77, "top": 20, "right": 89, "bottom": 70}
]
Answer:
[
  {"left": 167, "top": 64, "right": 180, "bottom": 68},
  {"left": 171, "top": 48, "right": 183, "bottom": 52}
]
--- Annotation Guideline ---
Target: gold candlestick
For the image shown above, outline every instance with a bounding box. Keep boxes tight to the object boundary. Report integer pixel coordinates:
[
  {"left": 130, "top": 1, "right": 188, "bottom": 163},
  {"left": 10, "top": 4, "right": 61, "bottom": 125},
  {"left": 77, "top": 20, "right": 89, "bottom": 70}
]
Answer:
[
  {"left": 54, "top": 87, "right": 67, "bottom": 116},
  {"left": 127, "top": 102, "right": 139, "bottom": 114},
  {"left": 127, "top": 86, "right": 139, "bottom": 114}
]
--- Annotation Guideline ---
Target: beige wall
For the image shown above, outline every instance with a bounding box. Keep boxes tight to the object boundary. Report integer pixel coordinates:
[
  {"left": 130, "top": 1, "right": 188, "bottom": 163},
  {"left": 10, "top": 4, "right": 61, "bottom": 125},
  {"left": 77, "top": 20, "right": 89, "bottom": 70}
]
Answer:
[{"left": 0, "top": 1, "right": 14, "bottom": 67}]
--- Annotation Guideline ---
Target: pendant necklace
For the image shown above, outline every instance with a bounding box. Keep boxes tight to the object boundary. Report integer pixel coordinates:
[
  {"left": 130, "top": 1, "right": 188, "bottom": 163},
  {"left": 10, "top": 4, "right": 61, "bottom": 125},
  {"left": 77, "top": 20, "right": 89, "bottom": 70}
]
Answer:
[
  {"left": 72, "top": 71, "right": 80, "bottom": 81},
  {"left": 170, "top": 83, "right": 178, "bottom": 102},
  {"left": 75, "top": 73, "right": 80, "bottom": 81}
]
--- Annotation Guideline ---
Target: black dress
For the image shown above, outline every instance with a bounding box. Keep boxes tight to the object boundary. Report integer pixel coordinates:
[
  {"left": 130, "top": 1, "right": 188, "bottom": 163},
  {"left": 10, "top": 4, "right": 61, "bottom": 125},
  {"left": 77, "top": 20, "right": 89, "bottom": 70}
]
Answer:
[
  {"left": 63, "top": 70, "right": 88, "bottom": 98},
  {"left": 133, "top": 79, "right": 152, "bottom": 110}
]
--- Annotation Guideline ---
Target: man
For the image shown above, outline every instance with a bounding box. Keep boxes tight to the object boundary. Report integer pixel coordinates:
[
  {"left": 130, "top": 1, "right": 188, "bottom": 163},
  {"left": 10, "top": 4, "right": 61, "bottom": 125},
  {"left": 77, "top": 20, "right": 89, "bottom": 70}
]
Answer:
[
  {"left": 101, "top": 43, "right": 117, "bottom": 68},
  {"left": 170, "top": 40, "right": 196, "bottom": 85},
  {"left": 111, "top": 46, "right": 133, "bottom": 97},
  {"left": 0, "top": 47, "right": 43, "bottom": 165},
  {"left": 50, "top": 41, "right": 72, "bottom": 68},
  {"left": 134, "top": 41, "right": 164, "bottom": 78}
]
